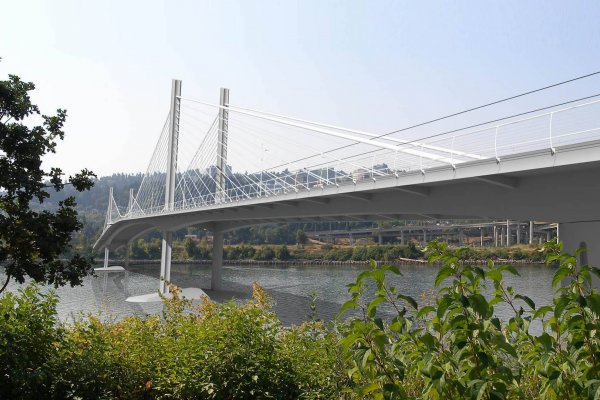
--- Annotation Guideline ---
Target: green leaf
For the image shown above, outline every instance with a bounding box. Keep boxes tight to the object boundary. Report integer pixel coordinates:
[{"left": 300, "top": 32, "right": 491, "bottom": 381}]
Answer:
[
  {"left": 537, "top": 333, "right": 554, "bottom": 351},
  {"left": 468, "top": 294, "right": 490, "bottom": 318},
  {"left": 533, "top": 305, "right": 553, "bottom": 320},
  {"left": 554, "top": 295, "right": 570, "bottom": 318},
  {"left": 416, "top": 305, "right": 436, "bottom": 319},
  {"left": 367, "top": 296, "right": 387, "bottom": 316},
  {"left": 499, "top": 264, "right": 520, "bottom": 276},
  {"left": 397, "top": 294, "right": 418, "bottom": 309},
  {"left": 419, "top": 333, "right": 436, "bottom": 349},
  {"left": 587, "top": 294, "right": 600, "bottom": 316},
  {"left": 437, "top": 295, "right": 453, "bottom": 319},
  {"left": 339, "top": 299, "right": 357, "bottom": 315},
  {"left": 515, "top": 294, "right": 536, "bottom": 310},
  {"left": 435, "top": 266, "right": 455, "bottom": 287},
  {"left": 552, "top": 266, "right": 571, "bottom": 287},
  {"left": 382, "top": 264, "right": 401, "bottom": 275}
]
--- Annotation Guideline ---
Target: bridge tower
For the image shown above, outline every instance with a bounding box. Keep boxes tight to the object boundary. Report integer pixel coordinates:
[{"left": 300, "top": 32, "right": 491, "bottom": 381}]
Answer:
[
  {"left": 159, "top": 79, "right": 181, "bottom": 294},
  {"left": 210, "top": 88, "right": 230, "bottom": 291}
]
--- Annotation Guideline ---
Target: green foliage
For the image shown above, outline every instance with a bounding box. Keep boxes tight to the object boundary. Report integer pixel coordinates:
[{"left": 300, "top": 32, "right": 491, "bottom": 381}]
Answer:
[
  {"left": 296, "top": 229, "right": 309, "bottom": 246},
  {"left": 0, "top": 285, "right": 59, "bottom": 399},
  {"left": 277, "top": 244, "right": 291, "bottom": 260},
  {"left": 0, "top": 64, "right": 96, "bottom": 293},
  {"left": 254, "top": 245, "right": 276, "bottom": 261},
  {"left": 0, "top": 283, "right": 347, "bottom": 399},
  {"left": 339, "top": 240, "right": 600, "bottom": 399}
]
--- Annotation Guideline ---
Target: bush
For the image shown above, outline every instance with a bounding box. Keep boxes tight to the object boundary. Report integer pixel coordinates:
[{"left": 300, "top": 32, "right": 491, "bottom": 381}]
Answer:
[
  {"left": 277, "top": 245, "right": 291, "bottom": 260},
  {"left": 351, "top": 246, "right": 368, "bottom": 261},
  {"left": 324, "top": 248, "right": 353, "bottom": 261},
  {"left": 339, "top": 240, "right": 600, "bottom": 399},
  {"left": 254, "top": 246, "right": 276, "bottom": 261},
  {"left": 0, "top": 284, "right": 347, "bottom": 399},
  {"left": 383, "top": 246, "right": 404, "bottom": 261},
  {"left": 402, "top": 242, "right": 423, "bottom": 259},
  {"left": 0, "top": 285, "right": 59, "bottom": 399}
]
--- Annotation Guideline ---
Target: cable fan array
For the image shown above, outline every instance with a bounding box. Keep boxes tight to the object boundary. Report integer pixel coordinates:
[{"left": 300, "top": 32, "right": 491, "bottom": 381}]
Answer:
[{"left": 103, "top": 96, "right": 600, "bottom": 228}]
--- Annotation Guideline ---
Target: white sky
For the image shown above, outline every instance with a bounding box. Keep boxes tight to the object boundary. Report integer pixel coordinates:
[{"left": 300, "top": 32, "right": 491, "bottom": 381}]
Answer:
[{"left": 1, "top": 0, "right": 600, "bottom": 177}]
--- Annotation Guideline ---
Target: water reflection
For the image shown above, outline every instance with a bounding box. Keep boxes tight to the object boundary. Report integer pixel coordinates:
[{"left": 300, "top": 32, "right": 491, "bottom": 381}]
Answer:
[{"left": 1, "top": 263, "right": 556, "bottom": 330}]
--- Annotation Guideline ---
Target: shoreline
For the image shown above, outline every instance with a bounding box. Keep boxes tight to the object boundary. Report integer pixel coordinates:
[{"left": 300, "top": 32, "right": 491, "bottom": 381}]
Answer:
[{"left": 94, "top": 257, "right": 544, "bottom": 266}]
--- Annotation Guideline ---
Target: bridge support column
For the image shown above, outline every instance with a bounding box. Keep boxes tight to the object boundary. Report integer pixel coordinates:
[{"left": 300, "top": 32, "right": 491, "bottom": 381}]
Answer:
[
  {"left": 125, "top": 242, "right": 130, "bottom": 268},
  {"left": 423, "top": 229, "right": 427, "bottom": 244},
  {"left": 506, "top": 221, "right": 511, "bottom": 247},
  {"left": 211, "top": 230, "right": 224, "bottom": 291},
  {"left": 480, "top": 228, "right": 484, "bottom": 247},
  {"left": 529, "top": 221, "right": 534, "bottom": 245},
  {"left": 159, "top": 231, "right": 173, "bottom": 294},
  {"left": 559, "top": 221, "right": 600, "bottom": 285},
  {"left": 378, "top": 231, "right": 383, "bottom": 245},
  {"left": 103, "top": 247, "right": 109, "bottom": 269},
  {"left": 516, "top": 222, "right": 521, "bottom": 244},
  {"left": 494, "top": 226, "right": 498, "bottom": 247}
]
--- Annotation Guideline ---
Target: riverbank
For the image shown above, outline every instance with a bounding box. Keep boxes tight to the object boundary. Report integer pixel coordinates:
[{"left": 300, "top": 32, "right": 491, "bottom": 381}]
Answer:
[
  {"left": 109, "top": 241, "right": 546, "bottom": 265},
  {"left": 97, "top": 255, "right": 544, "bottom": 266}
]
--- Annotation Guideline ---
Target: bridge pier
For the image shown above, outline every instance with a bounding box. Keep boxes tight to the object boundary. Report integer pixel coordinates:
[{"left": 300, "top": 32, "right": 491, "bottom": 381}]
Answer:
[
  {"left": 211, "top": 230, "right": 224, "bottom": 291},
  {"left": 125, "top": 242, "right": 130, "bottom": 269},
  {"left": 103, "top": 247, "right": 109, "bottom": 269},
  {"left": 529, "top": 221, "right": 534, "bottom": 245},
  {"left": 559, "top": 221, "right": 600, "bottom": 285},
  {"left": 159, "top": 231, "right": 173, "bottom": 294},
  {"left": 516, "top": 222, "right": 521, "bottom": 244}
]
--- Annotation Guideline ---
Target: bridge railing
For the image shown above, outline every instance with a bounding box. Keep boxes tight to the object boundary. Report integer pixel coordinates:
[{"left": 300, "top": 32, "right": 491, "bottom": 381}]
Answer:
[{"left": 107, "top": 98, "right": 600, "bottom": 225}]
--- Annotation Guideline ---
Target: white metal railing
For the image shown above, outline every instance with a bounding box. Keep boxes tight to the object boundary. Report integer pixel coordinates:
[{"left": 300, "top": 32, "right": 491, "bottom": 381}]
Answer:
[{"left": 106, "top": 99, "right": 600, "bottom": 226}]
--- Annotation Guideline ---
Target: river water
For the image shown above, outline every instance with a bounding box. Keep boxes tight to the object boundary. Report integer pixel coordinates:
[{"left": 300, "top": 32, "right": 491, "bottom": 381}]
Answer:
[{"left": 1, "top": 262, "right": 556, "bottom": 329}]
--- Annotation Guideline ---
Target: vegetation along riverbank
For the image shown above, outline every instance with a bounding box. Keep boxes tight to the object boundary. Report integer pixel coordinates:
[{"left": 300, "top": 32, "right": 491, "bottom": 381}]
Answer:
[
  {"left": 3, "top": 240, "right": 598, "bottom": 399},
  {"left": 106, "top": 240, "right": 546, "bottom": 265}
]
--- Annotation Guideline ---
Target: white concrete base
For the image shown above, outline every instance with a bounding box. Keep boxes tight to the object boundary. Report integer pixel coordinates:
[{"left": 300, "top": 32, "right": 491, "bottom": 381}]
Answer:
[
  {"left": 126, "top": 287, "right": 208, "bottom": 303},
  {"left": 94, "top": 266, "right": 126, "bottom": 272}
]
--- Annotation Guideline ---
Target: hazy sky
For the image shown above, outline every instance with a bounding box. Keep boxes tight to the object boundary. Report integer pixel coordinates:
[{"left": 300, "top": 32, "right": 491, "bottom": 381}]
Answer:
[{"left": 1, "top": 0, "right": 600, "bottom": 177}]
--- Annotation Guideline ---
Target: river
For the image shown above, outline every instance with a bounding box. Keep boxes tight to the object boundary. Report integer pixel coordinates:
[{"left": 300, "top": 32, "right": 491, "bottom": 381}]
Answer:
[{"left": 1, "top": 262, "right": 556, "bottom": 329}]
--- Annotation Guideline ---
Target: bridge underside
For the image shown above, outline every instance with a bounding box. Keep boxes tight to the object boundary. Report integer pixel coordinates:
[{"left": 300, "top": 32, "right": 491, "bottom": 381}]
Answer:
[{"left": 97, "top": 141, "right": 600, "bottom": 254}]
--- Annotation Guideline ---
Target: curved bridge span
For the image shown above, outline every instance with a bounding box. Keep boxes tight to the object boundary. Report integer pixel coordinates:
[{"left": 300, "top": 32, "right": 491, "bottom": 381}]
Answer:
[{"left": 94, "top": 80, "right": 600, "bottom": 294}]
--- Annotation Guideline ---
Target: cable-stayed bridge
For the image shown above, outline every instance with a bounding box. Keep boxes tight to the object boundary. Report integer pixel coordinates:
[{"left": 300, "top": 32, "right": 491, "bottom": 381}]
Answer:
[{"left": 94, "top": 80, "right": 600, "bottom": 298}]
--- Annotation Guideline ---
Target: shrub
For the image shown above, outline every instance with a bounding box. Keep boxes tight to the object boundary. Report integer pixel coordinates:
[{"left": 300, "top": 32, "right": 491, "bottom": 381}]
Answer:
[
  {"left": 52, "top": 284, "right": 346, "bottom": 399},
  {"left": 277, "top": 245, "right": 291, "bottom": 260},
  {"left": 0, "top": 285, "right": 59, "bottom": 399},
  {"left": 351, "top": 246, "right": 368, "bottom": 261},
  {"left": 255, "top": 246, "right": 276, "bottom": 261},
  {"left": 339, "top": 240, "right": 600, "bottom": 399}
]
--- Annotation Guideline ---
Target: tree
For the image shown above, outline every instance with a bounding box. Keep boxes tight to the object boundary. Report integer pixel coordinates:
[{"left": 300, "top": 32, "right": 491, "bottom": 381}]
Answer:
[
  {"left": 184, "top": 238, "right": 197, "bottom": 259},
  {"left": 0, "top": 61, "right": 96, "bottom": 294},
  {"left": 296, "top": 229, "right": 308, "bottom": 247},
  {"left": 277, "top": 245, "right": 290, "bottom": 260}
]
